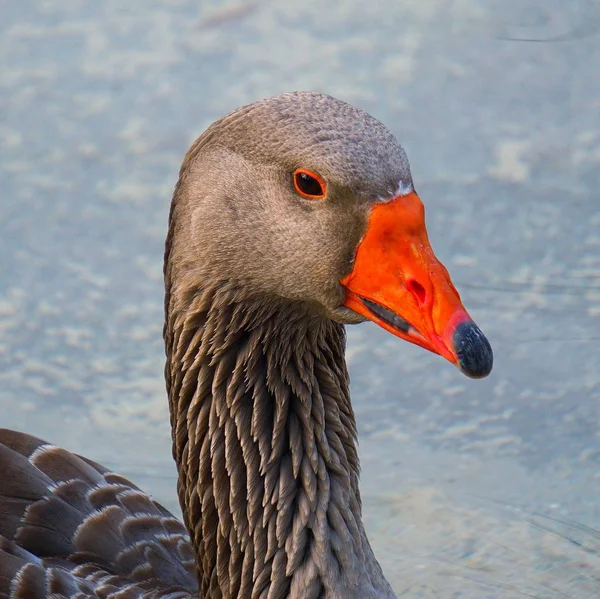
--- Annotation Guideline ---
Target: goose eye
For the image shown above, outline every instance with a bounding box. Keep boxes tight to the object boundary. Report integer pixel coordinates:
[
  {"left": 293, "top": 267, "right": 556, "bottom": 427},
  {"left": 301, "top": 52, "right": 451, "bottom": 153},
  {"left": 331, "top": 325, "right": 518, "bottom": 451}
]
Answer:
[{"left": 293, "top": 169, "right": 327, "bottom": 199}]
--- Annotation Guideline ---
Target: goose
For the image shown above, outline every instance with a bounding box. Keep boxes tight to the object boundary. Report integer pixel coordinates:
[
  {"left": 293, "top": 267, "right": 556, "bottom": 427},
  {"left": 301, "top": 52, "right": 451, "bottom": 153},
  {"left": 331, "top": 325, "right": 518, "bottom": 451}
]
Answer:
[{"left": 0, "top": 92, "right": 493, "bottom": 599}]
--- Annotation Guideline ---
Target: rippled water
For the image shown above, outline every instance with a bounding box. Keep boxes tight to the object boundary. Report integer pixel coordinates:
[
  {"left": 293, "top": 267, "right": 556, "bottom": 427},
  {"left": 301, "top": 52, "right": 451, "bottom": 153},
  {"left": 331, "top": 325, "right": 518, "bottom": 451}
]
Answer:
[{"left": 1, "top": 1, "right": 599, "bottom": 596}]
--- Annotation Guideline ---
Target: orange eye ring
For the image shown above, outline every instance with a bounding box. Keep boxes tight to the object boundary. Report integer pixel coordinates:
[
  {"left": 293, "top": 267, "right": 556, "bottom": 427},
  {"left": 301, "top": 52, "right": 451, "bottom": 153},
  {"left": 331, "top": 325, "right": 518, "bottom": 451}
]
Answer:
[{"left": 293, "top": 169, "right": 327, "bottom": 200}]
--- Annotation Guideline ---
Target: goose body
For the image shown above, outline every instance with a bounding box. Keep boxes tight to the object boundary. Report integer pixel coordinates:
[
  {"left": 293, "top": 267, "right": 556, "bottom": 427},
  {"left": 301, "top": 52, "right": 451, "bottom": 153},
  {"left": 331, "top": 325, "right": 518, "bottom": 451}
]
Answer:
[{"left": 0, "top": 92, "right": 492, "bottom": 599}]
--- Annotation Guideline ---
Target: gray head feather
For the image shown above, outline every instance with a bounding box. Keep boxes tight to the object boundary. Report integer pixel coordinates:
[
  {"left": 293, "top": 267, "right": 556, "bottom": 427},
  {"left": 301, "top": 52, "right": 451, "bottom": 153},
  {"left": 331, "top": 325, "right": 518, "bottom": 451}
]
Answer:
[{"left": 164, "top": 92, "right": 405, "bottom": 597}]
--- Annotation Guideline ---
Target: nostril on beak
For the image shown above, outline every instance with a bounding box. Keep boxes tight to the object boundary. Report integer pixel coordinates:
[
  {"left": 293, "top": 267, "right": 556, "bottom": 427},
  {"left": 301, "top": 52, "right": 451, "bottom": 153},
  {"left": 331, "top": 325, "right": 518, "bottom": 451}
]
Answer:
[{"left": 406, "top": 279, "right": 427, "bottom": 306}]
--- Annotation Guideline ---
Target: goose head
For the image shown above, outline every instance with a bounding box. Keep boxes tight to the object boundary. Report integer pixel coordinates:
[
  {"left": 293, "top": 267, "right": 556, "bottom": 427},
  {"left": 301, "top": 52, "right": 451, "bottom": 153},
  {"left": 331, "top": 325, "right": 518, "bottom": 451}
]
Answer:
[{"left": 168, "top": 91, "right": 492, "bottom": 378}]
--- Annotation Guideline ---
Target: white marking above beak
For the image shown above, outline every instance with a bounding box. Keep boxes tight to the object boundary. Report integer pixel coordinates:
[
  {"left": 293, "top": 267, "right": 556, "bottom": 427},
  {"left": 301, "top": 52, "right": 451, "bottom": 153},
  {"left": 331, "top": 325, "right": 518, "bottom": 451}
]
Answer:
[{"left": 395, "top": 179, "right": 413, "bottom": 197}]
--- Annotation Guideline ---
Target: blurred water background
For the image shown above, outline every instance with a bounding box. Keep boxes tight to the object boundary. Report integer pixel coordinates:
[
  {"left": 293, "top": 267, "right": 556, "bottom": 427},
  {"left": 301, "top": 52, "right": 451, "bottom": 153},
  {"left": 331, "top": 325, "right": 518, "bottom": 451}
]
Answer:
[{"left": 1, "top": 1, "right": 600, "bottom": 596}]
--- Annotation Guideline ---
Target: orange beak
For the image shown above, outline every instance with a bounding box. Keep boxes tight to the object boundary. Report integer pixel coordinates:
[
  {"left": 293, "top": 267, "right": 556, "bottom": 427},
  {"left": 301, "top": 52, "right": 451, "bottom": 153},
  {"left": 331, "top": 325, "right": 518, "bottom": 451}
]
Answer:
[{"left": 341, "top": 191, "right": 492, "bottom": 379}]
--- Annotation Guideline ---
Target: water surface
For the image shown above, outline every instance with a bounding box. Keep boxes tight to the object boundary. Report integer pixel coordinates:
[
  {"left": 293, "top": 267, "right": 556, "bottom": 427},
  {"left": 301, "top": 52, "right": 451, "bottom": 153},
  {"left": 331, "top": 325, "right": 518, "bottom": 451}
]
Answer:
[{"left": 1, "top": 1, "right": 599, "bottom": 596}]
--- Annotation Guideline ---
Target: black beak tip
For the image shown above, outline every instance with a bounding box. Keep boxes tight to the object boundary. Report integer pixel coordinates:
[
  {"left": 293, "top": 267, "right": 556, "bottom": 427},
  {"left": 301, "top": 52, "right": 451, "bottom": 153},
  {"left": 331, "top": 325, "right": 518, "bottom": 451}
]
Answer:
[{"left": 453, "top": 320, "right": 493, "bottom": 379}]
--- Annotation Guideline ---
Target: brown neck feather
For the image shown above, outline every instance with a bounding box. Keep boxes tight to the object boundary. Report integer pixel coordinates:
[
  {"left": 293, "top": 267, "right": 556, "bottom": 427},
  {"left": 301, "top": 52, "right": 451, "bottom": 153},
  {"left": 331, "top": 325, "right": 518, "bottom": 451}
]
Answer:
[{"left": 163, "top": 278, "right": 395, "bottom": 598}]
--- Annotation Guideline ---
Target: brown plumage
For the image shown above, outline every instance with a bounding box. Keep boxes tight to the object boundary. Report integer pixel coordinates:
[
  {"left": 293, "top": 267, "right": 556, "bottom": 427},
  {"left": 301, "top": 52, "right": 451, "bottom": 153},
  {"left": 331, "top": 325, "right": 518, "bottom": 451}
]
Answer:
[{"left": 0, "top": 92, "right": 492, "bottom": 598}]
